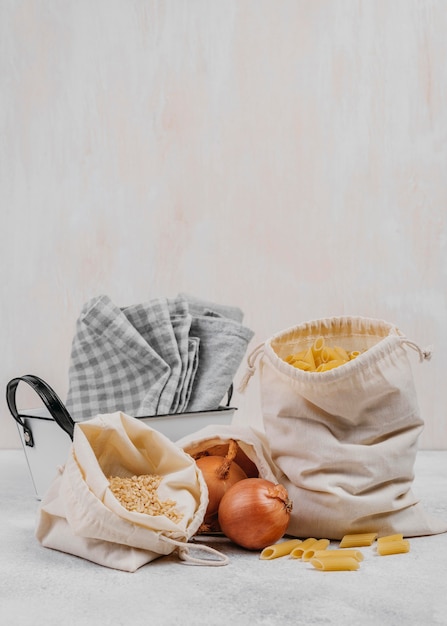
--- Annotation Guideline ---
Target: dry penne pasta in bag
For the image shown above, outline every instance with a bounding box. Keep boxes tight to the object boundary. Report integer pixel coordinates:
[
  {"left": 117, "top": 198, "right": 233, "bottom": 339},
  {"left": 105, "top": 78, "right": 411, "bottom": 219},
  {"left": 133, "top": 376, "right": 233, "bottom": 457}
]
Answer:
[{"left": 239, "top": 316, "right": 447, "bottom": 540}]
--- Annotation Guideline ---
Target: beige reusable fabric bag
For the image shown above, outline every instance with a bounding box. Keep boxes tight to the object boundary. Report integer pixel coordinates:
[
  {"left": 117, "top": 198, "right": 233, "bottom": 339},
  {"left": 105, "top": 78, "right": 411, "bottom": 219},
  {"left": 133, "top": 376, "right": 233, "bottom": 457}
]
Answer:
[
  {"left": 240, "top": 316, "right": 447, "bottom": 540},
  {"left": 35, "top": 412, "right": 228, "bottom": 571}
]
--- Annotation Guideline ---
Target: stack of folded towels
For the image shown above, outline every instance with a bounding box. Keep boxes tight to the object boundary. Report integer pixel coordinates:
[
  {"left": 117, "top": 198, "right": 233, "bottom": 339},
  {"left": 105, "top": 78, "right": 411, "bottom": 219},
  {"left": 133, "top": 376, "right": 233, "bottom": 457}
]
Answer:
[{"left": 66, "top": 293, "right": 254, "bottom": 421}]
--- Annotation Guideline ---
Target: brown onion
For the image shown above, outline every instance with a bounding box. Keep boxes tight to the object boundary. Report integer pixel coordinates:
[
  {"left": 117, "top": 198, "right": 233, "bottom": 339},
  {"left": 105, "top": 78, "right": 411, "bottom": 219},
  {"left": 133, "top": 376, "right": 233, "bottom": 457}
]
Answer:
[
  {"left": 204, "top": 443, "right": 259, "bottom": 478},
  {"left": 196, "top": 440, "right": 247, "bottom": 519},
  {"left": 218, "top": 478, "right": 293, "bottom": 550}
]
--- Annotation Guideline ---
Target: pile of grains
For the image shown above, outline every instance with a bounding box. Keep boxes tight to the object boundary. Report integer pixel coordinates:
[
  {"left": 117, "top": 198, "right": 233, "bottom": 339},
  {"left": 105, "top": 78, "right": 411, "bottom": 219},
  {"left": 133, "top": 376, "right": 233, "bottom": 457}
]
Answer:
[{"left": 108, "top": 474, "right": 183, "bottom": 523}]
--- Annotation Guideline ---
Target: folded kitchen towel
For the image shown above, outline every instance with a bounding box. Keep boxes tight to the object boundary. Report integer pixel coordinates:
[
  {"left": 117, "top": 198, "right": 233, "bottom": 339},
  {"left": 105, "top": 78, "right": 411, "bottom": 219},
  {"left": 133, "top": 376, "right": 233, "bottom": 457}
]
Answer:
[
  {"left": 66, "top": 294, "right": 253, "bottom": 420},
  {"left": 166, "top": 296, "right": 196, "bottom": 414},
  {"left": 66, "top": 295, "right": 171, "bottom": 421},
  {"left": 185, "top": 313, "right": 254, "bottom": 412},
  {"left": 122, "top": 298, "right": 182, "bottom": 415}
]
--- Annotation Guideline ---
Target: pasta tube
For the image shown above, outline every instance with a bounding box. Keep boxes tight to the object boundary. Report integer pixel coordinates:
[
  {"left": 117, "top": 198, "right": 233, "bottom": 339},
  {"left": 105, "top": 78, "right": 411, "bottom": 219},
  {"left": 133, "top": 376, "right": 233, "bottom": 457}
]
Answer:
[
  {"left": 302, "top": 347, "right": 316, "bottom": 369},
  {"left": 349, "top": 351, "right": 361, "bottom": 360},
  {"left": 260, "top": 539, "right": 303, "bottom": 560},
  {"left": 312, "top": 336, "right": 325, "bottom": 357},
  {"left": 316, "top": 360, "right": 346, "bottom": 372},
  {"left": 339, "top": 532, "right": 378, "bottom": 548},
  {"left": 334, "top": 345, "right": 350, "bottom": 361},
  {"left": 313, "top": 549, "right": 364, "bottom": 562},
  {"left": 284, "top": 336, "right": 365, "bottom": 373},
  {"left": 285, "top": 351, "right": 306, "bottom": 364},
  {"left": 291, "top": 360, "right": 313, "bottom": 371},
  {"left": 377, "top": 539, "right": 410, "bottom": 556},
  {"left": 290, "top": 538, "right": 317, "bottom": 559},
  {"left": 311, "top": 556, "right": 360, "bottom": 571},
  {"left": 377, "top": 534, "right": 403, "bottom": 544},
  {"left": 321, "top": 347, "right": 341, "bottom": 363},
  {"left": 284, "top": 355, "right": 297, "bottom": 364},
  {"left": 302, "top": 539, "right": 330, "bottom": 561}
]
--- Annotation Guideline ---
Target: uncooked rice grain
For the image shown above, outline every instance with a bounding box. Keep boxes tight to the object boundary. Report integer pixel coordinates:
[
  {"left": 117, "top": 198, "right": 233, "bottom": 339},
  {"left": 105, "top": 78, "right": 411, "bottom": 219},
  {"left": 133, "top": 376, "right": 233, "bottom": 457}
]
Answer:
[{"left": 108, "top": 474, "right": 183, "bottom": 523}]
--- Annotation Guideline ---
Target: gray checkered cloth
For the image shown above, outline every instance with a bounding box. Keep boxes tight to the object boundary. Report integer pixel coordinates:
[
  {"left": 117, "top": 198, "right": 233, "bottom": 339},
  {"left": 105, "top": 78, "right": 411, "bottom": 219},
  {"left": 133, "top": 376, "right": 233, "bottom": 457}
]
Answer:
[
  {"left": 66, "top": 295, "right": 171, "bottom": 421},
  {"left": 167, "top": 297, "right": 197, "bottom": 413},
  {"left": 181, "top": 336, "right": 200, "bottom": 411},
  {"left": 66, "top": 294, "right": 253, "bottom": 421},
  {"left": 185, "top": 313, "right": 254, "bottom": 411},
  {"left": 122, "top": 298, "right": 182, "bottom": 415}
]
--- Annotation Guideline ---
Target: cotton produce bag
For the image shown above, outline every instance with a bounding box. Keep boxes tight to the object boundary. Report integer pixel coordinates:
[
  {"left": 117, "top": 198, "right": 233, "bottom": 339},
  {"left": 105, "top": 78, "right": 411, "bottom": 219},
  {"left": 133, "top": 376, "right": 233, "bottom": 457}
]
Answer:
[
  {"left": 35, "top": 412, "right": 228, "bottom": 571},
  {"left": 241, "top": 316, "right": 447, "bottom": 540}
]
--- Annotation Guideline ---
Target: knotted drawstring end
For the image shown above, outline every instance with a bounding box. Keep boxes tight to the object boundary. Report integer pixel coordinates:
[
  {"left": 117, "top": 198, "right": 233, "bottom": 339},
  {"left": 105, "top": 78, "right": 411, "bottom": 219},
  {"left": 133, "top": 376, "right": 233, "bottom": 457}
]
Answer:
[
  {"left": 237, "top": 343, "right": 265, "bottom": 393},
  {"left": 402, "top": 339, "right": 433, "bottom": 363},
  {"left": 237, "top": 365, "right": 256, "bottom": 393},
  {"left": 421, "top": 346, "right": 433, "bottom": 361}
]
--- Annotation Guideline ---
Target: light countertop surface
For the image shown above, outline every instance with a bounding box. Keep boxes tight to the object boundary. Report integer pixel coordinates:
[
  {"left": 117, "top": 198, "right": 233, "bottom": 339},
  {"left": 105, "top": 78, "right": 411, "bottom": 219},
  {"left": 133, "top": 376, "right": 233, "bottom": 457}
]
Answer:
[{"left": 1, "top": 448, "right": 447, "bottom": 626}]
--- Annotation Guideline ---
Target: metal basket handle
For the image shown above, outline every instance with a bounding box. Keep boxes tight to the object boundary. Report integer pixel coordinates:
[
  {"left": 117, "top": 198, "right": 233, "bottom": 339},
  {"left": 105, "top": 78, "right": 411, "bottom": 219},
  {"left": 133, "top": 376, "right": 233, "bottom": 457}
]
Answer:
[{"left": 6, "top": 375, "right": 75, "bottom": 447}]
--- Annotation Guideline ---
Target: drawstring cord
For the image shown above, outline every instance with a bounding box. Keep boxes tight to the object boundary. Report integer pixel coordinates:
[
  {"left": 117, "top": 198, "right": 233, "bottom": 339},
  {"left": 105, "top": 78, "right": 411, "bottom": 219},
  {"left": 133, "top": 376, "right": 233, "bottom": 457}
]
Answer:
[
  {"left": 237, "top": 343, "right": 265, "bottom": 393},
  {"left": 161, "top": 536, "right": 229, "bottom": 566},
  {"left": 402, "top": 339, "right": 433, "bottom": 363}
]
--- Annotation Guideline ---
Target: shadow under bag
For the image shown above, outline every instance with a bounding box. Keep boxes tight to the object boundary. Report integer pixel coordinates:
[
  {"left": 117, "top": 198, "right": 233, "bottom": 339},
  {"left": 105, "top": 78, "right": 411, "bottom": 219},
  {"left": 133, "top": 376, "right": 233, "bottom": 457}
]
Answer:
[{"left": 240, "top": 316, "right": 447, "bottom": 540}]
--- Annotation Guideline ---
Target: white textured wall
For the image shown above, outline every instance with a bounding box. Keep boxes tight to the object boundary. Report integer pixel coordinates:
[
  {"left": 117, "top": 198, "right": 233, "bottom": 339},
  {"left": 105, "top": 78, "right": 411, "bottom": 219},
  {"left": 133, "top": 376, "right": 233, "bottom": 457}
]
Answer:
[{"left": 1, "top": 0, "right": 446, "bottom": 448}]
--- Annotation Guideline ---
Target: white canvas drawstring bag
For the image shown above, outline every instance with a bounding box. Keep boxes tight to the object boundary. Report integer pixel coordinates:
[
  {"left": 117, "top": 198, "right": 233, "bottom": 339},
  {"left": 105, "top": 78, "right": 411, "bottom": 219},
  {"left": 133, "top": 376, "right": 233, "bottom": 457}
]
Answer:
[
  {"left": 240, "top": 316, "right": 447, "bottom": 540},
  {"left": 35, "top": 412, "right": 228, "bottom": 571}
]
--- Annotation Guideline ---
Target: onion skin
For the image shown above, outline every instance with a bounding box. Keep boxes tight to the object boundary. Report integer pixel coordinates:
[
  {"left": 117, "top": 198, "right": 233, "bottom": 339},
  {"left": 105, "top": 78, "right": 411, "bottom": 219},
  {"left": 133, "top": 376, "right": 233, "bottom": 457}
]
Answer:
[
  {"left": 197, "top": 512, "right": 221, "bottom": 534},
  {"left": 196, "top": 455, "right": 247, "bottom": 517},
  {"left": 204, "top": 443, "right": 259, "bottom": 478},
  {"left": 218, "top": 478, "right": 293, "bottom": 550}
]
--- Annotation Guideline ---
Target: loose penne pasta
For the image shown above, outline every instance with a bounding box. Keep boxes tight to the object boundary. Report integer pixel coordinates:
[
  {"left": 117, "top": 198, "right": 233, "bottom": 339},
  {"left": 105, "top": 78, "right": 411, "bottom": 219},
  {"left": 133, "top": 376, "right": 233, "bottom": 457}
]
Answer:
[
  {"left": 339, "top": 532, "right": 378, "bottom": 548},
  {"left": 334, "top": 345, "right": 350, "bottom": 361},
  {"left": 377, "top": 539, "right": 410, "bottom": 556},
  {"left": 312, "top": 336, "right": 325, "bottom": 357},
  {"left": 311, "top": 556, "right": 360, "bottom": 571},
  {"left": 291, "top": 360, "right": 313, "bottom": 371},
  {"left": 289, "top": 350, "right": 308, "bottom": 362},
  {"left": 313, "top": 549, "right": 364, "bottom": 562},
  {"left": 349, "top": 351, "right": 361, "bottom": 360},
  {"left": 321, "top": 347, "right": 341, "bottom": 363},
  {"left": 302, "top": 347, "right": 316, "bottom": 369},
  {"left": 260, "top": 539, "right": 303, "bottom": 560},
  {"left": 377, "top": 534, "right": 404, "bottom": 544},
  {"left": 302, "top": 539, "right": 330, "bottom": 561},
  {"left": 290, "top": 538, "right": 317, "bottom": 559},
  {"left": 284, "top": 354, "right": 297, "bottom": 364}
]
